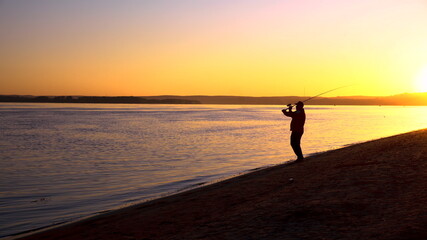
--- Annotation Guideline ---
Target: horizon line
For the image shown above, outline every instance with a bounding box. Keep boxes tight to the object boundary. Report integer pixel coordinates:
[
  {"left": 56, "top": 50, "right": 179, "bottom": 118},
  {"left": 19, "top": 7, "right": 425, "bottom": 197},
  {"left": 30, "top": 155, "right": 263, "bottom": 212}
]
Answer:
[{"left": 1, "top": 92, "right": 426, "bottom": 98}]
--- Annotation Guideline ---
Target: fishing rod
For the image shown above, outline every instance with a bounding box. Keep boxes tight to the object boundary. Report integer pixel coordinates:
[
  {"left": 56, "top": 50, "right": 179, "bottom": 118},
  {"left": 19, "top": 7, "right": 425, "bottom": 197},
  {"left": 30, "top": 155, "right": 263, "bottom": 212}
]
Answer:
[{"left": 285, "top": 85, "right": 350, "bottom": 109}]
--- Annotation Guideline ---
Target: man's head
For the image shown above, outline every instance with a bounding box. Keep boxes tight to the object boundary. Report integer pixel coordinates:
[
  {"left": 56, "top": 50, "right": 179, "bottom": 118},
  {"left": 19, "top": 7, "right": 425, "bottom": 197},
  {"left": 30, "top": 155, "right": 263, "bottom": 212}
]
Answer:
[{"left": 296, "top": 101, "right": 304, "bottom": 110}]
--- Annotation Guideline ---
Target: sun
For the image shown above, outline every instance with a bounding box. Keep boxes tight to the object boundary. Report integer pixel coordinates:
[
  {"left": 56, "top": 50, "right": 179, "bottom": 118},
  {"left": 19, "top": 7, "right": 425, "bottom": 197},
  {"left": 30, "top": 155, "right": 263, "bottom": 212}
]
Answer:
[{"left": 414, "top": 65, "right": 427, "bottom": 92}]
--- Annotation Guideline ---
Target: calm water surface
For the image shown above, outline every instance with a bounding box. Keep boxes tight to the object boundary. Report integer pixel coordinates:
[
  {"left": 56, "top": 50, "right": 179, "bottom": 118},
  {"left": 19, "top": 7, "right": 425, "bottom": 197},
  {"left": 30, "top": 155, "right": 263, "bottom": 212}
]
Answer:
[{"left": 0, "top": 103, "right": 426, "bottom": 238}]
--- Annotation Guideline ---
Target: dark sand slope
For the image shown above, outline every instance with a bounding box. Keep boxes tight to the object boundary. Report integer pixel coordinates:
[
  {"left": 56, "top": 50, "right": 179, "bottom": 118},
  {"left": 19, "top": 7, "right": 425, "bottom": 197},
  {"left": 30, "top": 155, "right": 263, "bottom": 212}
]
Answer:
[{"left": 19, "top": 129, "right": 427, "bottom": 240}]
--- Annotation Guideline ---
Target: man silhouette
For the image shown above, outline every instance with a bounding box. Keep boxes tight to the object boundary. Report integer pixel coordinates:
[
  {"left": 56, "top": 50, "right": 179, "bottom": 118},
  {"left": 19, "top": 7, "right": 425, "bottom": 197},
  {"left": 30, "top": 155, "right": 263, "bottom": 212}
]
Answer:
[{"left": 282, "top": 101, "right": 306, "bottom": 160}]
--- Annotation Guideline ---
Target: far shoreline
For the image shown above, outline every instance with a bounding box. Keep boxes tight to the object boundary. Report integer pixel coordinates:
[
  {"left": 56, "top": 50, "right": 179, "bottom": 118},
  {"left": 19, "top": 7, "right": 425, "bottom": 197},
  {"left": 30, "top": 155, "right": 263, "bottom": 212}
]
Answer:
[{"left": 1, "top": 92, "right": 427, "bottom": 106}]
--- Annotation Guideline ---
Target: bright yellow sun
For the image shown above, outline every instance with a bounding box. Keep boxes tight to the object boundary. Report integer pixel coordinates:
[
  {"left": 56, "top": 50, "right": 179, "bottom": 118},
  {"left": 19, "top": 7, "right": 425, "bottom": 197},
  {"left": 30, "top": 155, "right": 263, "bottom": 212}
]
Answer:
[{"left": 414, "top": 66, "right": 427, "bottom": 92}]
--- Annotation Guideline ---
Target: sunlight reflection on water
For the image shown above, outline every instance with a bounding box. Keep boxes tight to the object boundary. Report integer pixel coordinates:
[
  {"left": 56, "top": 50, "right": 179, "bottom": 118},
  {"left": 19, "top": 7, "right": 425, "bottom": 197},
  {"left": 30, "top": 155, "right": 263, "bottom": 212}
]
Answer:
[{"left": 0, "top": 103, "right": 426, "bottom": 238}]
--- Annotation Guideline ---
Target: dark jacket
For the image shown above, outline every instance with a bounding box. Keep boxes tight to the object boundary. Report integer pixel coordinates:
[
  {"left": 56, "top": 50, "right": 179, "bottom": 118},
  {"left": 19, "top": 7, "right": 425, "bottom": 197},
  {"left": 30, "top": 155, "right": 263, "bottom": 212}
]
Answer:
[{"left": 282, "top": 108, "right": 306, "bottom": 132}]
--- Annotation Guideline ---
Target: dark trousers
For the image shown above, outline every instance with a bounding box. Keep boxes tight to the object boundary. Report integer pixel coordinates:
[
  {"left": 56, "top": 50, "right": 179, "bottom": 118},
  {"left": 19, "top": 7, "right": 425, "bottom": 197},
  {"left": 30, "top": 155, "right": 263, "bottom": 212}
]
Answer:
[{"left": 290, "top": 130, "right": 304, "bottom": 159}]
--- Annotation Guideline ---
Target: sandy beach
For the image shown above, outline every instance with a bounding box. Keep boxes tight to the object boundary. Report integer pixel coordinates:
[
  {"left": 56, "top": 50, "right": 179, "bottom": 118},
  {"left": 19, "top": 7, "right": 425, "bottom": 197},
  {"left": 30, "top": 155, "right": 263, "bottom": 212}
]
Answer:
[{"left": 18, "top": 128, "right": 427, "bottom": 240}]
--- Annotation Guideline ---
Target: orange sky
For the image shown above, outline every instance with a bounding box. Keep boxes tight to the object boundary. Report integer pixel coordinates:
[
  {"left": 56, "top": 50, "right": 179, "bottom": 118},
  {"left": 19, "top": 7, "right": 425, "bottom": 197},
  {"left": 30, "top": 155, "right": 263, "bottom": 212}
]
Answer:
[{"left": 1, "top": 0, "right": 427, "bottom": 97}]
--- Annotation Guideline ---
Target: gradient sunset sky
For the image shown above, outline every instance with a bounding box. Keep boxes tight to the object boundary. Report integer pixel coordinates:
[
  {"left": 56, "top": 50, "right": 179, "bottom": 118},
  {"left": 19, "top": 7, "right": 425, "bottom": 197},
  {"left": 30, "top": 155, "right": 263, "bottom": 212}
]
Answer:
[{"left": 1, "top": 0, "right": 427, "bottom": 97}]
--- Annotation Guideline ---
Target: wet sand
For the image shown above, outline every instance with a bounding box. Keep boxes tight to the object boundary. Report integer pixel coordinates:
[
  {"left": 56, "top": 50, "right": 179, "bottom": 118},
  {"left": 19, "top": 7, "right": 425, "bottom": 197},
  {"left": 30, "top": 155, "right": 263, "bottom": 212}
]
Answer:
[{"left": 19, "top": 129, "right": 427, "bottom": 240}]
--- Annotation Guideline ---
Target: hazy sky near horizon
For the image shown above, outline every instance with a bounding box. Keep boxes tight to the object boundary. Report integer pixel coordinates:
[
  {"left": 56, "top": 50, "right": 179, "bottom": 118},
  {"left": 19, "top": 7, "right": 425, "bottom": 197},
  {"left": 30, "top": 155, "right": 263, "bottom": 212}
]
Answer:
[{"left": 1, "top": 0, "right": 427, "bottom": 97}]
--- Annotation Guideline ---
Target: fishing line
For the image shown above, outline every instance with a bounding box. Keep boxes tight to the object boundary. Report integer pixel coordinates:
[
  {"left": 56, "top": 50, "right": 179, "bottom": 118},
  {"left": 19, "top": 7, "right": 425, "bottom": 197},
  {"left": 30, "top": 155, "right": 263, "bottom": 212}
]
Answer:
[{"left": 286, "top": 85, "right": 351, "bottom": 108}]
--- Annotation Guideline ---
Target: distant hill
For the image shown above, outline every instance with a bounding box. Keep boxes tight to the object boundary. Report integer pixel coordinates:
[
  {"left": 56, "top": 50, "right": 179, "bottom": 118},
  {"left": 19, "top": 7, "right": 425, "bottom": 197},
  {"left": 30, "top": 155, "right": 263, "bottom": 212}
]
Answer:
[
  {"left": 1, "top": 93, "right": 426, "bottom": 105},
  {"left": 0, "top": 95, "right": 200, "bottom": 104},
  {"left": 144, "top": 92, "right": 427, "bottom": 106}
]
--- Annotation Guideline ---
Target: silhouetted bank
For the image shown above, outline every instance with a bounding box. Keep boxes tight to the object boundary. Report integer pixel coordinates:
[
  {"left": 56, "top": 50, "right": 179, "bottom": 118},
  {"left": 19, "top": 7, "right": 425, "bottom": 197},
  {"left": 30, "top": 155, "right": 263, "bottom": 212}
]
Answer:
[
  {"left": 0, "top": 95, "right": 200, "bottom": 104},
  {"left": 144, "top": 92, "right": 427, "bottom": 105},
  {"left": 2, "top": 93, "right": 427, "bottom": 105},
  {"left": 18, "top": 129, "right": 427, "bottom": 240}
]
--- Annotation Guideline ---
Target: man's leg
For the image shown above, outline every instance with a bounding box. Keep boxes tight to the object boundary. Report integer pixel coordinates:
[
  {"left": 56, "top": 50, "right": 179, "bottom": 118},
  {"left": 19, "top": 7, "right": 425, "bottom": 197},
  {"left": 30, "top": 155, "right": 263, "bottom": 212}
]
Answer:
[{"left": 290, "top": 131, "right": 304, "bottom": 160}]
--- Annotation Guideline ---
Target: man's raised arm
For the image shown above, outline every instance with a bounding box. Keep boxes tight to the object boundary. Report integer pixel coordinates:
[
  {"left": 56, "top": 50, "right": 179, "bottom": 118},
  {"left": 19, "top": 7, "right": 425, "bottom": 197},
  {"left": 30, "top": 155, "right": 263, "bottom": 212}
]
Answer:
[{"left": 282, "top": 106, "right": 293, "bottom": 117}]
